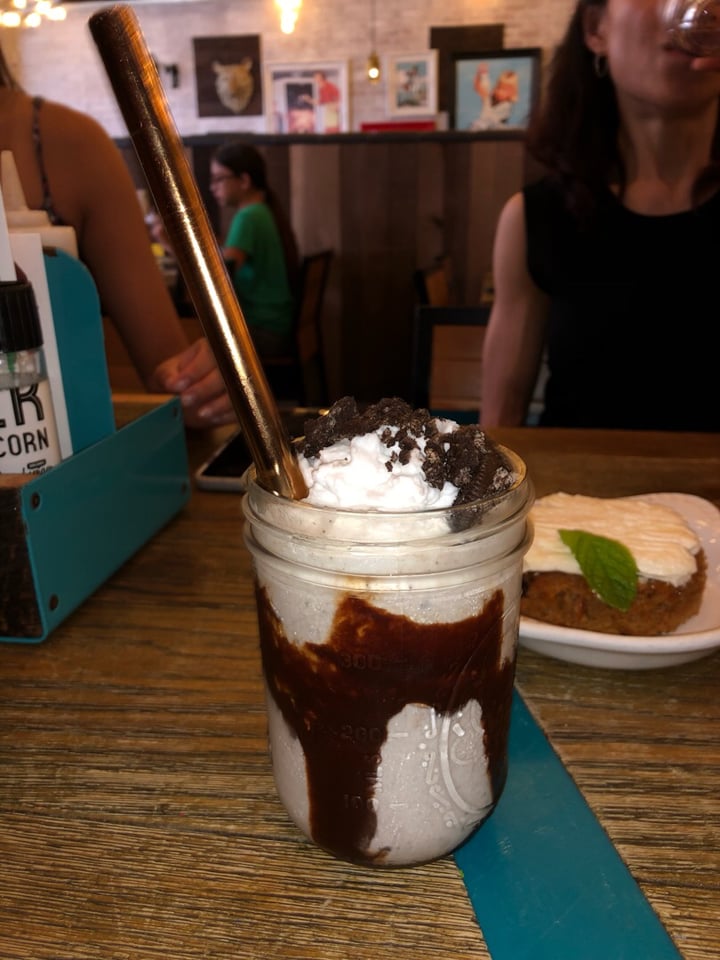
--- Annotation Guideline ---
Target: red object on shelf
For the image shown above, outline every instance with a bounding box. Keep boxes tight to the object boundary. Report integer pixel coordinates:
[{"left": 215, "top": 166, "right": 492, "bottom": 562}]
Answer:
[{"left": 360, "top": 120, "right": 437, "bottom": 132}]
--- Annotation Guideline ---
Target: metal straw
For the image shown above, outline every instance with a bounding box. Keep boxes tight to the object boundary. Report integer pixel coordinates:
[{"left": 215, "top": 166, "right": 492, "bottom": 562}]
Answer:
[{"left": 89, "top": 4, "right": 307, "bottom": 500}]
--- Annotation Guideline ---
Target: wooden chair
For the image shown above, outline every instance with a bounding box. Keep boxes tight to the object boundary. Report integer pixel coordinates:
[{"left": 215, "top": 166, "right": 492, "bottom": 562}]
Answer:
[
  {"left": 411, "top": 303, "right": 548, "bottom": 426},
  {"left": 411, "top": 305, "right": 490, "bottom": 421},
  {"left": 413, "top": 256, "right": 454, "bottom": 308},
  {"left": 264, "top": 249, "right": 333, "bottom": 406}
]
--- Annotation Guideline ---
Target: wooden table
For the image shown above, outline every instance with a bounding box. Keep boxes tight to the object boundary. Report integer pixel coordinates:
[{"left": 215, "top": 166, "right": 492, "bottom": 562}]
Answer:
[{"left": 1, "top": 410, "right": 718, "bottom": 959}]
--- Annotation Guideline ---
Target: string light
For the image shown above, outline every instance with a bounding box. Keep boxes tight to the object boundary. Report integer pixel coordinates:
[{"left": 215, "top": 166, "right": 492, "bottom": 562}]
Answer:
[
  {"left": 0, "top": 0, "right": 66, "bottom": 28},
  {"left": 367, "top": 52, "right": 380, "bottom": 83},
  {"left": 367, "top": 0, "right": 380, "bottom": 82},
  {"left": 275, "top": 0, "right": 301, "bottom": 35}
]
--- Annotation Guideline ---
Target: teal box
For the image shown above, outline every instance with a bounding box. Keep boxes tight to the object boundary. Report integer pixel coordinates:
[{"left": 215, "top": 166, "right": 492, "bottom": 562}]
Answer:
[
  {"left": 43, "top": 247, "right": 117, "bottom": 453},
  {"left": 0, "top": 248, "right": 191, "bottom": 643}
]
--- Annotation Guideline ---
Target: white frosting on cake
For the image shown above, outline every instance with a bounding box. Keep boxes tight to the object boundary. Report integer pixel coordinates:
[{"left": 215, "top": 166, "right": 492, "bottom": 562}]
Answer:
[{"left": 524, "top": 493, "right": 700, "bottom": 586}]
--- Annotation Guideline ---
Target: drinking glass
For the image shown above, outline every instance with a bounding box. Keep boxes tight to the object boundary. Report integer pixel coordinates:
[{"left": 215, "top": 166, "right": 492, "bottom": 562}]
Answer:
[{"left": 662, "top": 0, "right": 720, "bottom": 56}]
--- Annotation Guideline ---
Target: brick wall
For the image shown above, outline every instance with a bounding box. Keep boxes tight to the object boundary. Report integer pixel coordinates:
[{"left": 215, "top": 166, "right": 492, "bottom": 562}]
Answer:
[{"left": 4, "top": 0, "right": 576, "bottom": 137}]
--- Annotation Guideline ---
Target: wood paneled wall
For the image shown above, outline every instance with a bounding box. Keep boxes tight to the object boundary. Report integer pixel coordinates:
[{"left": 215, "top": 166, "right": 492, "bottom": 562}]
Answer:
[{"left": 120, "top": 134, "right": 531, "bottom": 404}]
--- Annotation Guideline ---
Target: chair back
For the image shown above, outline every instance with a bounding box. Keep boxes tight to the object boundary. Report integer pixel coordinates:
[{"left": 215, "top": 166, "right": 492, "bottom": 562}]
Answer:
[
  {"left": 263, "top": 249, "right": 333, "bottom": 405},
  {"left": 295, "top": 250, "right": 332, "bottom": 366},
  {"left": 414, "top": 256, "right": 453, "bottom": 307},
  {"left": 411, "top": 305, "right": 490, "bottom": 418}
]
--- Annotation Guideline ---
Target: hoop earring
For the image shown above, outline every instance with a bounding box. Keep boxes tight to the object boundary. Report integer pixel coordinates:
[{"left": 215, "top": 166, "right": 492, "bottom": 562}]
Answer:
[{"left": 594, "top": 54, "right": 608, "bottom": 78}]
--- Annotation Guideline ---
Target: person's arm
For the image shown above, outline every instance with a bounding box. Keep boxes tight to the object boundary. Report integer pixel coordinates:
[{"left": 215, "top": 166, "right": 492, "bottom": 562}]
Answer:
[
  {"left": 480, "top": 192, "right": 550, "bottom": 427},
  {"left": 222, "top": 206, "right": 251, "bottom": 271},
  {"left": 42, "top": 103, "right": 234, "bottom": 427},
  {"left": 222, "top": 245, "right": 248, "bottom": 271}
]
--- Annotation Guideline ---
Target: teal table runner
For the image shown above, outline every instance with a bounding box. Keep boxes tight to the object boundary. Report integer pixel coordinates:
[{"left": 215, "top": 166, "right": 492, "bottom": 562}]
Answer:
[{"left": 454, "top": 690, "right": 682, "bottom": 959}]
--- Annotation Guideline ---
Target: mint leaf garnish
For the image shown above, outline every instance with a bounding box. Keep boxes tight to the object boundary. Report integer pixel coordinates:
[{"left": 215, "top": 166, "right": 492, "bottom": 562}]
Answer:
[{"left": 559, "top": 529, "right": 638, "bottom": 611}]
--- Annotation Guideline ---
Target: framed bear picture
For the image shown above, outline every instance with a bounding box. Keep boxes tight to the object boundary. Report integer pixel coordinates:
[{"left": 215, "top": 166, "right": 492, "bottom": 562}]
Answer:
[{"left": 193, "top": 35, "right": 263, "bottom": 118}]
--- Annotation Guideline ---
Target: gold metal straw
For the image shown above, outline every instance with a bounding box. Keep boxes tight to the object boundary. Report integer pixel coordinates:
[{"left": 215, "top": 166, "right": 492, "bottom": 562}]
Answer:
[{"left": 89, "top": 4, "right": 307, "bottom": 500}]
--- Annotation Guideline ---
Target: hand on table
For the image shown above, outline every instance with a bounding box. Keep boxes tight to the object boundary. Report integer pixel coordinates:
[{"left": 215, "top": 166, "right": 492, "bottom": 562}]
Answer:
[{"left": 154, "top": 337, "right": 236, "bottom": 429}]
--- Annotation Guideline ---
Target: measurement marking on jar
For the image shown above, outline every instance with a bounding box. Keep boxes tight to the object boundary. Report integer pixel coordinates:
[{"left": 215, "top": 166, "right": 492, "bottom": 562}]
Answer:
[
  {"left": 423, "top": 750, "right": 438, "bottom": 784},
  {"left": 424, "top": 711, "right": 438, "bottom": 740}
]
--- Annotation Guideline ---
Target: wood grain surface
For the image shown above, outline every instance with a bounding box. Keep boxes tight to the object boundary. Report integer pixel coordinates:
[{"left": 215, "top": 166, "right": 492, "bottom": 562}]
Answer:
[{"left": 1, "top": 410, "right": 718, "bottom": 959}]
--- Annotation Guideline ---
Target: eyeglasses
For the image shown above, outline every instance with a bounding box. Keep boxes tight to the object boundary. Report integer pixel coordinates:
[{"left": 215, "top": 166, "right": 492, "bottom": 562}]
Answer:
[{"left": 209, "top": 174, "right": 237, "bottom": 185}]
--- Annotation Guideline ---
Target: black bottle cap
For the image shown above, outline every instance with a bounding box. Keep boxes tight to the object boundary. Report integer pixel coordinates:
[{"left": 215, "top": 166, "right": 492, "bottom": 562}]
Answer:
[{"left": 0, "top": 279, "right": 43, "bottom": 353}]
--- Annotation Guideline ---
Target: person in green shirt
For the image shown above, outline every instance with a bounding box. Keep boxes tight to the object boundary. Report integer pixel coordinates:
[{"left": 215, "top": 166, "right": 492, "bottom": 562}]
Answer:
[{"left": 210, "top": 142, "right": 299, "bottom": 358}]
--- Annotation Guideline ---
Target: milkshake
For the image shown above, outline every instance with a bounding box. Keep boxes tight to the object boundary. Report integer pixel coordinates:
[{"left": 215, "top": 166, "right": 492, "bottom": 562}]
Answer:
[{"left": 243, "top": 398, "right": 533, "bottom": 866}]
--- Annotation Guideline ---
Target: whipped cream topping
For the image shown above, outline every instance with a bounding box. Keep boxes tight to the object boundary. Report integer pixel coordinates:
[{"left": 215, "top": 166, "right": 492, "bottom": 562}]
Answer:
[
  {"left": 524, "top": 492, "right": 700, "bottom": 585},
  {"left": 297, "top": 397, "right": 516, "bottom": 513},
  {"left": 298, "top": 428, "right": 459, "bottom": 510}
]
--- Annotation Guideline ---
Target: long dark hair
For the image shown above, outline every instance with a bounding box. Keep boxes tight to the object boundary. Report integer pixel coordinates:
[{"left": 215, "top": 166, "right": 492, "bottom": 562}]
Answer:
[
  {"left": 528, "top": 0, "right": 720, "bottom": 218},
  {"left": 213, "top": 142, "right": 300, "bottom": 293}
]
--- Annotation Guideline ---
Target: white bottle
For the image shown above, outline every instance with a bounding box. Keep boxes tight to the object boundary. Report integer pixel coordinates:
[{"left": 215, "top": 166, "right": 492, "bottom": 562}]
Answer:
[{"left": 0, "top": 276, "right": 61, "bottom": 474}]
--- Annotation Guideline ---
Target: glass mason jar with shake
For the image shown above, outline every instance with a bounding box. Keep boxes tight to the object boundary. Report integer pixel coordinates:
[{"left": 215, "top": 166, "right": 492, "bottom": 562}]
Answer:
[{"left": 243, "top": 398, "right": 533, "bottom": 867}]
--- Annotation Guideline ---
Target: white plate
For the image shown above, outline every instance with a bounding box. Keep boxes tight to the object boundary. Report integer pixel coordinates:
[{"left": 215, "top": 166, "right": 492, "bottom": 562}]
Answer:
[{"left": 519, "top": 493, "right": 720, "bottom": 670}]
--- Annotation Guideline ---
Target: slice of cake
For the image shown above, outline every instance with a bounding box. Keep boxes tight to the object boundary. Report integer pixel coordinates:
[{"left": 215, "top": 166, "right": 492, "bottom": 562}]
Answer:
[{"left": 522, "top": 493, "right": 706, "bottom": 636}]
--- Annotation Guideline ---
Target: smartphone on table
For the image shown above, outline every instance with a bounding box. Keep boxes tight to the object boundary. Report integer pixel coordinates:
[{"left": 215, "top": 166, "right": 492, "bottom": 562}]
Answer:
[{"left": 194, "top": 407, "right": 325, "bottom": 492}]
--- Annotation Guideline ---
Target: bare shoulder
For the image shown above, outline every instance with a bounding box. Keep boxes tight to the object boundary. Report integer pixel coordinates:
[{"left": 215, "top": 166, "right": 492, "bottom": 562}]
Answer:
[
  {"left": 28, "top": 99, "right": 148, "bottom": 251},
  {"left": 492, "top": 190, "right": 532, "bottom": 287},
  {"left": 495, "top": 191, "right": 526, "bottom": 241},
  {"left": 38, "top": 99, "right": 135, "bottom": 220},
  {"left": 39, "top": 99, "right": 121, "bottom": 161}
]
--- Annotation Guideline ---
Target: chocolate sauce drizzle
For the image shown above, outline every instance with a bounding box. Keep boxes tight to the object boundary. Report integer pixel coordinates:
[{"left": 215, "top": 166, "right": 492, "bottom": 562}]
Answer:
[{"left": 257, "top": 586, "right": 515, "bottom": 865}]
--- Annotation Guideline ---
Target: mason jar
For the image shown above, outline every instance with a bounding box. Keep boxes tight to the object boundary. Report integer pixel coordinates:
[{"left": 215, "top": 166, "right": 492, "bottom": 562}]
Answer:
[{"left": 242, "top": 446, "right": 533, "bottom": 867}]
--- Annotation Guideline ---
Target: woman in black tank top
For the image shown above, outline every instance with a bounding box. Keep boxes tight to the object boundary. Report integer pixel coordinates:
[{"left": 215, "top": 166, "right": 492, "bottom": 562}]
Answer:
[{"left": 481, "top": 0, "right": 720, "bottom": 431}]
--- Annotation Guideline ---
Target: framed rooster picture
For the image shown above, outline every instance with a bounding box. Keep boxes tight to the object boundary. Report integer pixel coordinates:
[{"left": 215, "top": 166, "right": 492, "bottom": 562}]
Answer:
[
  {"left": 193, "top": 35, "right": 263, "bottom": 118},
  {"left": 449, "top": 47, "right": 540, "bottom": 133}
]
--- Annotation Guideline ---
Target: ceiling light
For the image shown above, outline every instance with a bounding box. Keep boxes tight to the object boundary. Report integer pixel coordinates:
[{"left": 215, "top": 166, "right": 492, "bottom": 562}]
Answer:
[
  {"left": 275, "top": 0, "right": 301, "bottom": 35},
  {"left": 367, "top": 0, "right": 380, "bottom": 83},
  {"left": 0, "top": 0, "right": 65, "bottom": 27},
  {"left": 367, "top": 51, "right": 380, "bottom": 83}
]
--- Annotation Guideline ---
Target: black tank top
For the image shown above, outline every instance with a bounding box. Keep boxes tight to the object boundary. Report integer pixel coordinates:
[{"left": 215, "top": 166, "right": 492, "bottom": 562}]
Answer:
[{"left": 524, "top": 177, "right": 720, "bottom": 431}]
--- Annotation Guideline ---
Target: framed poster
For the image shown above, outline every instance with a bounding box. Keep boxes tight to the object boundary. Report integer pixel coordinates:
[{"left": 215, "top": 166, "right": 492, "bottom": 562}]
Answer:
[
  {"left": 265, "top": 61, "right": 350, "bottom": 133},
  {"left": 193, "top": 35, "right": 263, "bottom": 118},
  {"left": 430, "top": 23, "right": 505, "bottom": 114},
  {"left": 385, "top": 51, "right": 438, "bottom": 118},
  {"left": 450, "top": 48, "right": 541, "bottom": 133}
]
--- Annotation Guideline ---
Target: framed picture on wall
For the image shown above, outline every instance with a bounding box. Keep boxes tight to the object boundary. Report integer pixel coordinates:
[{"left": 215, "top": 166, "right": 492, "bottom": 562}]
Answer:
[
  {"left": 450, "top": 48, "right": 541, "bottom": 133},
  {"left": 385, "top": 51, "right": 438, "bottom": 118},
  {"left": 264, "top": 61, "right": 350, "bottom": 133},
  {"left": 430, "top": 23, "right": 505, "bottom": 114},
  {"left": 193, "top": 35, "right": 263, "bottom": 118}
]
